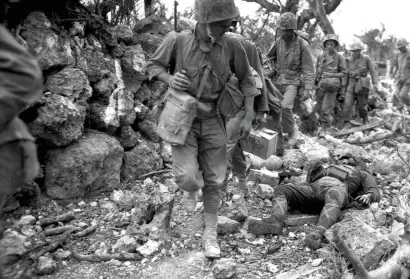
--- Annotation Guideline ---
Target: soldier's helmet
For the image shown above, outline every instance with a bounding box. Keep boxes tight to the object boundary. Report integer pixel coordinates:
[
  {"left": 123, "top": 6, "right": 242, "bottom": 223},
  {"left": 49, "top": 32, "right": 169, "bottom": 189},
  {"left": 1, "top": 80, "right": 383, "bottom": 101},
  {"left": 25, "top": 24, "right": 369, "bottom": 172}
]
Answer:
[
  {"left": 349, "top": 41, "right": 363, "bottom": 51},
  {"left": 396, "top": 38, "right": 408, "bottom": 49},
  {"left": 277, "top": 12, "right": 297, "bottom": 30},
  {"left": 323, "top": 34, "right": 339, "bottom": 48},
  {"left": 194, "top": 0, "right": 240, "bottom": 24}
]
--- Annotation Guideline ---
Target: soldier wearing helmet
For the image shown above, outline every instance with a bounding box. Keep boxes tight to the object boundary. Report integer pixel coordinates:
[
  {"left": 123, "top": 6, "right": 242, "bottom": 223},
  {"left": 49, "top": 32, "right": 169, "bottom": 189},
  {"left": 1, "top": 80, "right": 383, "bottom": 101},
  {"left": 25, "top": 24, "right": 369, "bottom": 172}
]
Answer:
[
  {"left": 147, "top": 0, "right": 257, "bottom": 259},
  {"left": 341, "top": 41, "right": 378, "bottom": 129},
  {"left": 266, "top": 12, "right": 315, "bottom": 146},
  {"left": 390, "top": 38, "right": 410, "bottom": 112},
  {"left": 314, "top": 34, "right": 347, "bottom": 131}
]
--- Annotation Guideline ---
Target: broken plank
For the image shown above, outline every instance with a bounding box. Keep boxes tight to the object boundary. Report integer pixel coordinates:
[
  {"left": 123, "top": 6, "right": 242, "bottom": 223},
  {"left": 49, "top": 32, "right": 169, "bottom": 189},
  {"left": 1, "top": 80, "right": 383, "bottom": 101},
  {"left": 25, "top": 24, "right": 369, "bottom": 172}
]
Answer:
[
  {"left": 334, "top": 120, "right": 384, "bottom": 137},
  {"left": 284, "top": 215, "right": 319, "bottom": 226}
]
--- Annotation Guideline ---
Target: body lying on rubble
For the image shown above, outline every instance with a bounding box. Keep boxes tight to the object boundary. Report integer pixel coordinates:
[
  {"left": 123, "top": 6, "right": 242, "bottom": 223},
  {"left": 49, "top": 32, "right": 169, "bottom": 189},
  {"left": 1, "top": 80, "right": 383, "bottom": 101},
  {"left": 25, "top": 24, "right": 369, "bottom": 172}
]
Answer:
[{"left": 262, "top": 159, "right": 380, "bottom": 250}]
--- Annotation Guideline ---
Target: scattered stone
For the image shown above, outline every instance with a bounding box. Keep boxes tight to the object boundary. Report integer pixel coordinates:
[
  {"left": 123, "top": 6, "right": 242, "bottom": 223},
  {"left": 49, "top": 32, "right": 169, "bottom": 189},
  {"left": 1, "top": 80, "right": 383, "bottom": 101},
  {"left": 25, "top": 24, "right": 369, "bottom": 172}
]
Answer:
[
  {"left": 37, "top": 256, "right": 56, "bottom": 276},
  {"left": 282, "top": 149, "right": 306, "bottom": 169},
  {"left": 227, "top": 195, "right": 248, "bottom": 222},
  {"left": 54, "top": 249, "right": 72, "bottom": 260},
  {"left": 284, "top": 215, "right": 319, "bottom": 226},
  {"left": 212, "top": 258, "right": 237, "bottom": 279},
  {"left": 107, "top": 259, "right": 122, "bottom": 266},
  {"left": 217, "top": 216, "right": 241, "bottom": 235},
  {"left": 78, "top": 201, "right": 86, "bottom": 207},
  {"left": 248, "top": 169, "right": 280, "bottom": 185},
  {"left": 247, "top": 217, "right": 282, "bottom": 235},
  {"left": 112, "top": 235, "right": 137, "bottom": 253},
  {"left": 0, "top": 230, "right": 27, "bottom": 264},
  {"left": 90, "top": 202, "right": 98, "bottom": 207},
  {"left": 262, "top": 155, "right": 283, "bottom": 171},
  {"left": 311, "top": 258, "right": 323, "bottom": 267},
  {"left": 136, "top": 240, "right": 161, "bottom": 257},
  {"left": 256, "top": 184, "right": 275, "bottom": 200},
  {"left": 17, "top": 215, "right": 36, "bottom": 227}
]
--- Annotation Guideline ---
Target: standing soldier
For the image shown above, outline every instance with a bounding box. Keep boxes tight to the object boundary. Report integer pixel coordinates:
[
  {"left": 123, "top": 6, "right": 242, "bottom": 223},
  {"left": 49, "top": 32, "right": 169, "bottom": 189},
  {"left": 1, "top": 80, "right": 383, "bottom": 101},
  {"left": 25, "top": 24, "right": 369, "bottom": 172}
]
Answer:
[
  {"left": 341, "top": 42, "right": 378, "bottom": 128},
  {"left": 0, "top": 24, "right": 42, "bottom": 277},
  {"left": 266, "top": 12, "right": 315, "bottom": 146},
  {"left": 390, "top": 38, "right": 410, "bottom": 112},
  {"left": 146, "top": 0, "right": 257, "bottom": 259},
  {"left": 315, "top": 34, "right": 347, "bottom": 131}
]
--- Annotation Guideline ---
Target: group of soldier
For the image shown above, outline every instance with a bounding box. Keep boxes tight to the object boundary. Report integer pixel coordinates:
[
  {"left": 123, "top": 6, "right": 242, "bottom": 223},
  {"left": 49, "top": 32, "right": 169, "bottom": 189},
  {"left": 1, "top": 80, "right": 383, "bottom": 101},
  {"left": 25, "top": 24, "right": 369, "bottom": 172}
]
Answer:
[{"left": 0, "top": 0, "right": 409, "bottom": 268}]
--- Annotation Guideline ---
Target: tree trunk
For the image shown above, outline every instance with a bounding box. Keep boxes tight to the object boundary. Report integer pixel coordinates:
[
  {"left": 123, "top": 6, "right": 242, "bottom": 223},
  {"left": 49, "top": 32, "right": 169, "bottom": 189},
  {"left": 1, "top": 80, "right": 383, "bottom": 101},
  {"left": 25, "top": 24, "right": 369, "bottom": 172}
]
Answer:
[
  {"left": 310, "top": 0, "right": 335, "bottom": 34},
  {"left": 144, "top": 0, "right": 154, "bottom": 17}
]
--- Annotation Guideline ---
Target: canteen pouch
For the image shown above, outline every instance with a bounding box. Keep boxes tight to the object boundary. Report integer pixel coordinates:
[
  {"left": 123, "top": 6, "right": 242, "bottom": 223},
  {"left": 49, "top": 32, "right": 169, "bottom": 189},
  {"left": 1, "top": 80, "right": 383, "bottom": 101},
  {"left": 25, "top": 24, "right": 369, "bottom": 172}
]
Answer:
[
  {"left": 217, "top": 76, "right": 244, "bottom": 118},
  {"left": 156, "top": 88, "right": 198, "bottom": 146}
]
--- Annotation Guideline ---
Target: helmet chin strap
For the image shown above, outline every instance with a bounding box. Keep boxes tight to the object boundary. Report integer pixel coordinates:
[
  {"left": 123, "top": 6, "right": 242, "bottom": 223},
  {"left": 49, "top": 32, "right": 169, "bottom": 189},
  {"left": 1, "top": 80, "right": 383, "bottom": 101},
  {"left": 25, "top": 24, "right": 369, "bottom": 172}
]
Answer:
[{"left": 206, "top": 24, "right": 216, "bottom": 43}]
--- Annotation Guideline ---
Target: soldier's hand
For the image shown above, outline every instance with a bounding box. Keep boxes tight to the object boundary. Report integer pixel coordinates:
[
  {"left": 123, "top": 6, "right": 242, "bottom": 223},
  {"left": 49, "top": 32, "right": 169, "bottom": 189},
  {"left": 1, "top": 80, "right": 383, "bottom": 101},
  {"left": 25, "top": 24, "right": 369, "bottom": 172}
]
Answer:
[
  {"left": 300, "top": 89, "right": 312, "bottom": 102},
  {"left": 169, "top": 69, "right": 190, "bottom": 91},
  {"left": 239, "top": 116, "right": 252, "bottom": 140},
  {"left": 253, "top": 112, "right": 266, "bottom": 130},
  {"left": 356, "top": 194, "right": 371, "bottom": 206}
]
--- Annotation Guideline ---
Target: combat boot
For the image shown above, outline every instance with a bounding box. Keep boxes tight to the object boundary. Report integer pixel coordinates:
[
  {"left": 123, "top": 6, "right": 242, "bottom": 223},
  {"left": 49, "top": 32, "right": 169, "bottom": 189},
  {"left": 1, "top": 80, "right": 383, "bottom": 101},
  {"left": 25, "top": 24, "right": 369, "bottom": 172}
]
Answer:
[
  {"left": 183, "top": 191, "right": 197, "bottom": 213},
  {"left": 305, "top": 227, "right": 326, "bottom": 250},
  {"left": 260, "top": 195, "right": 288, "bottom": 233},
  {"left": 202, "top": 213, "right": 220, "bottom": 259},
  {"left": 236, "top": 175, "right": 250, "bottom": 199}
]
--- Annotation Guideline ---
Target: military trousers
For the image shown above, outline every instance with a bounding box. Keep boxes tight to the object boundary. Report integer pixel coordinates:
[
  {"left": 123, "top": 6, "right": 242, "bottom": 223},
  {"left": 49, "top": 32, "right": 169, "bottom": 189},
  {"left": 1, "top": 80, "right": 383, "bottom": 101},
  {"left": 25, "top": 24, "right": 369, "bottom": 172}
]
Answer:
[
  {"left": 272, "top": 176, "right": 348, "bottom": 230},
  {"left": 172, "top": 116, "right": 227, "bottom": 214},
  {"left": 342, "top": 83, "right": 369, "bottom": 122},
  {"left": 272, "top": 84, "right": 298, "bottom": 134},
  {"left": 393, "top": 80, "right": 410, "bottom": 109},
  {"left": 315, "top": 88, "right": 338, "bottom": 127},
  {"left": 0, "top": 140, "right": 39, "bottom": 212}
]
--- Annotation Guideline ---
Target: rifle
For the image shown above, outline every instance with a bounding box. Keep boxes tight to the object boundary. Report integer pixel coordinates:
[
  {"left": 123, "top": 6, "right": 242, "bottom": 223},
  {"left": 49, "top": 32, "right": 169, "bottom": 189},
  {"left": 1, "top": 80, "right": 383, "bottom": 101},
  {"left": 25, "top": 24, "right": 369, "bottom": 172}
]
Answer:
[{"left": 174, "top": 1, "right": 178, "bottom": 32}]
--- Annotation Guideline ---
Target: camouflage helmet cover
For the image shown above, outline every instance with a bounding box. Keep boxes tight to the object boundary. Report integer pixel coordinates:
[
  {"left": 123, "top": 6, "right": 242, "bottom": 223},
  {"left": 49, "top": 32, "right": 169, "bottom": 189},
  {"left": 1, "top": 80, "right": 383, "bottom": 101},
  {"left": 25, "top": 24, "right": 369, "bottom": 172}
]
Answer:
[
  {"left": 194, "top": 0, "right": 240, "bottom": 24},
  {"left": 396, "top": 38, "right": 408, "bottom": 49},
  {"left": 349, "top": 41, "right": 363, "bottom": 51},
  {"left": 277, "top": 12, "right": 297, "bottom": 30},
  {"left": 323, "top": 34, "right": 339, "bottom": 48}
]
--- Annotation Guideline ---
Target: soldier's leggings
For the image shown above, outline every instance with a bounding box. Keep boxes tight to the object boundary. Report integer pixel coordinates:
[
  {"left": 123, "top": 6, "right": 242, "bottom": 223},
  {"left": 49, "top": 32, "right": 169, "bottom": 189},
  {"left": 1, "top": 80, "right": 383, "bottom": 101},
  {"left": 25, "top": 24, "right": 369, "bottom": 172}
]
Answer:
[
  {"left": 393, "top": 80, "right": 410, "bottom": 109},
  {"left": 271, "top": 84, "right": 298, "bottom": 134},
  {"left": 271, "top": 176, "right": 348, "bottom": 229},
  {"left": 342, "top": 83, "right": 369, "bottom": 122},
  {"left": 172, "top": 116, "right": 227, "bottom": 214}
]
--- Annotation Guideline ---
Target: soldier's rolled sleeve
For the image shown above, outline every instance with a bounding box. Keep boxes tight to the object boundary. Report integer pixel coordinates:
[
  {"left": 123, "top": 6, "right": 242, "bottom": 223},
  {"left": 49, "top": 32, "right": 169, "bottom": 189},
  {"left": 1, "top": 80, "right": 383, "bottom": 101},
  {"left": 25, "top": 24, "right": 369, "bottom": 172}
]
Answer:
[
  {"left": 365, "top": 56, "right": 378, "bottom": 85},
  {"left": 146, "top": 31, "right": 177, "bottom": 80},
  {"left": 231, "top": 42, "right": 256, "bottom": 97},
  {"left": 361, "top": 171, "right": 380, "bottom": 203},
  {"left": 338, "top": 56, "right": 348, "bottom": 75},
  {"left": 300, "top": 42, "right": 315, "bottom": 90},
  {"left": 0, "top": 25, "right": 43, "bottom": 129}
]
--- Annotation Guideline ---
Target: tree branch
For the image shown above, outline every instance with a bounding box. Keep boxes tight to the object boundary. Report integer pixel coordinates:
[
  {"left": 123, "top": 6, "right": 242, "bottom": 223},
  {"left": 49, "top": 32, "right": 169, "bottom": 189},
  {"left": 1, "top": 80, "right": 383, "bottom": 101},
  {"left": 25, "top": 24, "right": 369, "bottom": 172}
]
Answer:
[{"left": 241, "top": 0, "right": 281, "bottom": 13}]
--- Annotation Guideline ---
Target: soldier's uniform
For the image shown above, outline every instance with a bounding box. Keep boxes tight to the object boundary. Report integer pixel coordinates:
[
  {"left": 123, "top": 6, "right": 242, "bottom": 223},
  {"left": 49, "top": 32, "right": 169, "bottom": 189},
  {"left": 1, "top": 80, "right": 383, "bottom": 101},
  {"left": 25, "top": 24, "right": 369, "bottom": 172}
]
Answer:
[
  {"left": 265, "top": 164, "right": 380, "bottom": 249},
  {"left": 146, "top": 0, "right": 256, "bottom": 259},
  {"left": 390, "top": 38, "right": 410, "bottom": 111},
  {"left": 266, "top": 12, "right": 315, "bottom": 145},
  {"left": 0, "top": 25, "right": 42, "bottom": 213},
  {"left": 342, "top": 42, "right": 378, "bottom": 126},
  {"left": 314, "top": 34, "right": 347, "bottom": 129}
]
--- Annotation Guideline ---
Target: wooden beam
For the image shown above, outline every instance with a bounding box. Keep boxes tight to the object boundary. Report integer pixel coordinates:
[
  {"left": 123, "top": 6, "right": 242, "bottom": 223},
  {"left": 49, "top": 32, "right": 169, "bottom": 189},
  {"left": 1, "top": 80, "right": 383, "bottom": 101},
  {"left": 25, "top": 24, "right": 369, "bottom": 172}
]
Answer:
[{"left": 334, "top": 120, "right": 384, "bottom": 137}]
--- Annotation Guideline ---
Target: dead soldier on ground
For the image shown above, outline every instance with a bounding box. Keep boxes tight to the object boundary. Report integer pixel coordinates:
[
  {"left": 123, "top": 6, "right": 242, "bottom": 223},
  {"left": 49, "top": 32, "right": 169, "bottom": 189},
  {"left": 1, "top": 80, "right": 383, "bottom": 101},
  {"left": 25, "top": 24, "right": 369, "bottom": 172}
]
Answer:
[{"left": 146, "top": 0, "right": 257, "bottom": 259}]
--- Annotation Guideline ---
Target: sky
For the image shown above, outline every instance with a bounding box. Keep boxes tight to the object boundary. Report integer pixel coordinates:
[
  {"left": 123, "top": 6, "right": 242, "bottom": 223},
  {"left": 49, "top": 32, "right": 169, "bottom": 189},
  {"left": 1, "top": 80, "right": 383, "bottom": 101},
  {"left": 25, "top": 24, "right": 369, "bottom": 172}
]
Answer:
[{"left": 161, "top": 0, "right": 410, "bottom": 44}]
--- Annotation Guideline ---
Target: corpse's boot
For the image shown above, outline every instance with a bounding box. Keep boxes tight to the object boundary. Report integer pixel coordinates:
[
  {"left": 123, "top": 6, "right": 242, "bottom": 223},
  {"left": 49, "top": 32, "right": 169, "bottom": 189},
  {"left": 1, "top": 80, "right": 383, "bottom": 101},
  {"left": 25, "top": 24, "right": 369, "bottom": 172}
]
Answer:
[
  {"left": 202, "top": 213, "right": 220, "bottom": 259},
  {"left": 254, "top": 195, "right": 288, "bottom": 235},
  {"left": 183, "top": 191, "right": 198, "bottom": 213},
  {"left": 305, "top": 226, "right": 326, "bottom": 250}
]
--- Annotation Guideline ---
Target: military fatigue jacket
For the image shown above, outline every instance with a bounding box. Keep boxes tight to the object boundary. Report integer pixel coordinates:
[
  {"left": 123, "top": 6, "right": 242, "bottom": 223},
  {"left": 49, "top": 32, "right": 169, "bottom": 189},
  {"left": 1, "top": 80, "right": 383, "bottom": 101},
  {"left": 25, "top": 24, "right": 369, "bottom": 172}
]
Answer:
[
  {"left": 225, "top": 32, "right": 269, "bottom": 112},
  {"left": 0, "top": 25, "right": 43, "bottom": 145},
  {"left": 147, "top": 27, "right": 256, "bottom": 103},
  {"left": 315, "top": 52, "right": 347, "bottom": 79},
  {"left": 391, "top": 50, "right": 410, "bottom": 82},
  {"left": 266, "top": 35, "right": 315, "bottom": 90},
  {"left": 346, "top": 54, "right": 378, "bottom": 85}
]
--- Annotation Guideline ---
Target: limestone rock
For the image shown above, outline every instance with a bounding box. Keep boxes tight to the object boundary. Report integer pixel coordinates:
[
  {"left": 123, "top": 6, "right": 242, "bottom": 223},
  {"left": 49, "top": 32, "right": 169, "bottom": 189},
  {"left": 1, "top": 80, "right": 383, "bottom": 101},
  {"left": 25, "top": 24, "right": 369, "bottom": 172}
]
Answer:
[
  {"left": 217, "top": 216, "right": 241, "bottom": 235},
  {"left": 45, "top": 130, "right": 124, "bottom": 199},
  {"left": 54, "top": 249, "right": 72, "bottom": 260},
  {"left": 29, "top": 94, "right": 87, "bottom": 147},
  {"left": 132, "top": 33, "right": 163, "bottom": 56},
  {"left": 248, "top": 169, "right": 280, "bottom": 186},
  {"left": 304, "top": 145, "right": 330, "bottom": 171},
  {"left": 0, "top": 230, "right": 27, "bottom": 264},
  {"left": 69, "top": 21, "right": 85, "bottom": 37},
  {"left": 121, "top": 44, "right": 147, "bottom": 94},
  {"left": 138, "top": 119, "right": 160, "bottom": 142},
  {"left": 282, "top": 149, "right": 306, "bottom": 169},
  {"left": 92, "top": 70, "right": 118, "bottom": 104},
  {"left": 77, "top": 49, "right": 116, "bottom": 83},
  {"left": 136, "top": 239, "right": 161, "bottom": 257},
  {"left": 263, "top": 155, "right": 283, "bottom": 171},
  {"left": 212, "top": 258, "right": 237, "bottom": 279},
  {"left": 21, "top": 12, "right": 74, "bottom": 70},
  {"left": 247, "top": 216, "right": 282, "bottom": 235},
  {"left": 45, "top": 68, "right": 92, "bottom": 102},
  {"left": 112, "top": 235, "right": 137, "bottom": 253},
  {"left": 227, "top": 195, "right": 248, "bottom": 222},
  {"left": 135, "top": 81, "right": 167, "bottom": 107},
  {"left": 110, "top": 190, "right": 135, "bottom": 210},
  {"left": 121, "top": 143, "right": 162, "bottom": 182},
  {"left": 110, "top": 25, "right": 134, "bottom": 44},
  {"left": 116, "top": 126, "right": 140, "bottom": 150},
  {"left": 133, "top": 15, "right": 164, "bottom": 34},
  {"left": 37, "top": 256, "right": 56, "bottom": 276},
  {"left": 256, "top": 184, "right": 275, "bottom": 200},
  {"left": 17, "top": 215, "right": 36, "bottom": 227}
]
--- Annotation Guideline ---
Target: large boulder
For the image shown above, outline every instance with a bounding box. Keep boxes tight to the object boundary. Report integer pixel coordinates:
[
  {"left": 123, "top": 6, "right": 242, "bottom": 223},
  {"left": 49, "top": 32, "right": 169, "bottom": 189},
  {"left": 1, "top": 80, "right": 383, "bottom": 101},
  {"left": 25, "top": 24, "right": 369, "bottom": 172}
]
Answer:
[
  {"left": 21, "top": 12, "right": 74, "bottom": 70},
  {"left": 135, "top": 81, "right": 167, "bottom": 107},
  {"left": 116, "top": 126, "right": 140, "bottom": 150},
  {"left": 77, "top": 49, "right": 116, "bottom": 83},
  {"left": 110, "top": 25, "right": 134, "bottom": 44},
  {"left": 121, "top": 142, "right": 163, "bottom": 182},
  {"left": 282, "top": 149, "right": 306, "bottom": 169},
  {"left": 121, "top": 44, "right": 147, "bottom": 94},
  {"left": 45, "top": 130, "right": 124, "bottom": 199},
  {"left": 92, "top": 71, "right": 118, "bottom": 104},
  {"left": 29, "top": 94, "right": 87, "bottom": 147}
]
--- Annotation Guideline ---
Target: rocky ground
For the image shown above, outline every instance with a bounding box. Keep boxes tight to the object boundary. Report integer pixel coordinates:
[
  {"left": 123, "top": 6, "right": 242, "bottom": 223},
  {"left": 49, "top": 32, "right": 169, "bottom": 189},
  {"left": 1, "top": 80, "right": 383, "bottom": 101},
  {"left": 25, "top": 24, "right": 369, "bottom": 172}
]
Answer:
[{"left": 2, "top": 117, "right": 410, "bottom": 279}]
